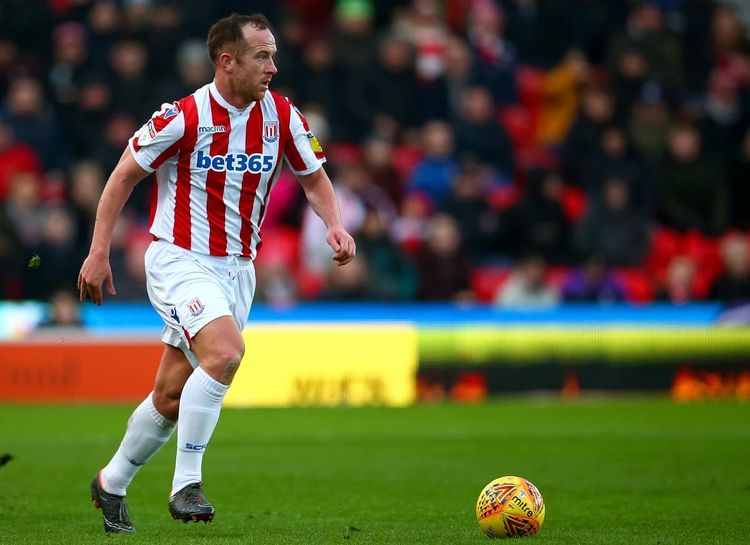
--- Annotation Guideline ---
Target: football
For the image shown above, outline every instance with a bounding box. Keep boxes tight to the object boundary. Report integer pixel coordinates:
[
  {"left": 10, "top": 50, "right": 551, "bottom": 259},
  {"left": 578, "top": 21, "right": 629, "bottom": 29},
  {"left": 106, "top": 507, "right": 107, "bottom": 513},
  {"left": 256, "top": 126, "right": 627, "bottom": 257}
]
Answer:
[{"left": 476, "top": 476, "right": 546, "bottom": 538}]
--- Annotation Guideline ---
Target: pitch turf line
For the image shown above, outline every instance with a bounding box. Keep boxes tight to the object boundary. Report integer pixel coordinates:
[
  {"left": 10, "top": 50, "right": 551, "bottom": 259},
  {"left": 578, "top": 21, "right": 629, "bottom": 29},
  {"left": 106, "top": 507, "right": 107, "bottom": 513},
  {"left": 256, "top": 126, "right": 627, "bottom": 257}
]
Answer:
[{"left": 0, "top": 399, "right": 748, "bottom": 544}]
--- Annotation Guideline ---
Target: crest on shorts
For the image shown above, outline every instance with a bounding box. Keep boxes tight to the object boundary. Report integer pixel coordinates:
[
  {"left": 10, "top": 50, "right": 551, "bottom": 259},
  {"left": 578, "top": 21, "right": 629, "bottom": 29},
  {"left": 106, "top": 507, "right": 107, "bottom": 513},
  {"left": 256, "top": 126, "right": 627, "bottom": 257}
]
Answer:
[
  {"left": 263, "top": 120, "right": 279, "bottom": 143},
  {"left": 187, "top": 297, "right": 204, "bottom": 317}
]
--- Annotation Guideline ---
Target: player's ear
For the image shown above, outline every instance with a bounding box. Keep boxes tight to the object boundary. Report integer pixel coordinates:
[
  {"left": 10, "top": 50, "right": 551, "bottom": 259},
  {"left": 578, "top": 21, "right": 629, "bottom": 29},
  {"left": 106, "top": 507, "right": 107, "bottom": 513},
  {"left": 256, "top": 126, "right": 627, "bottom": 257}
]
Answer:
[{"left": 217, "top": 51, "right": 234, "bottom": 73}]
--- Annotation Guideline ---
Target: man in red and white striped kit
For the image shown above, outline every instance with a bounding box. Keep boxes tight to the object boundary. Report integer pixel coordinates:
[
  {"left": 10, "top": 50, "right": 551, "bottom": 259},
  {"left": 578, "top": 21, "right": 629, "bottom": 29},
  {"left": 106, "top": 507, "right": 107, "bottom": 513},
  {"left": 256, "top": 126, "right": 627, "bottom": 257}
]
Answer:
[{"left": 78, "top": 13, "right": 356, "bottom": 533}]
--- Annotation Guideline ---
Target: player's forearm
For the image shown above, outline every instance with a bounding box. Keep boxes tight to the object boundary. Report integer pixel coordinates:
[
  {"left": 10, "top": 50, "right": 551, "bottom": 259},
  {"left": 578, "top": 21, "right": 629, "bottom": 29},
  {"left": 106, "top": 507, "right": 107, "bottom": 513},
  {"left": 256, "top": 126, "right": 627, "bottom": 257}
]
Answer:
[
  {"left": 88, "top": 149, "right": 148, "bottom": 256},
  {"left": 298, "top": 168, "right": 343, "bottom": 230},
  {"left": 88, "top": 178, "right": 137, "bottom": 256}
]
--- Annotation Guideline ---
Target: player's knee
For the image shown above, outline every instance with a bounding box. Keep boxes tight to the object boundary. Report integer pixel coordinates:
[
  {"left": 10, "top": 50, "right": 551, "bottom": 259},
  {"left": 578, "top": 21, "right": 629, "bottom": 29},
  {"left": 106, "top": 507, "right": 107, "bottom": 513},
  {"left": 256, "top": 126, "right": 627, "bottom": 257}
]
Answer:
[{"left": 203, "top": 343, "right": 244, "bottom": 384}]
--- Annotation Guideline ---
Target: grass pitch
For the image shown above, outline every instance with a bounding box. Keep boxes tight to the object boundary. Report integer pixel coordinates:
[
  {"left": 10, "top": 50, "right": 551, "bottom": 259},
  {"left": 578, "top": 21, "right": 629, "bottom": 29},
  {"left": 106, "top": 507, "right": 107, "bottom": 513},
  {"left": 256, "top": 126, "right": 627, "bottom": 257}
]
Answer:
[{"left": 0, "top": 398, "right": 748, "bottom": 544}]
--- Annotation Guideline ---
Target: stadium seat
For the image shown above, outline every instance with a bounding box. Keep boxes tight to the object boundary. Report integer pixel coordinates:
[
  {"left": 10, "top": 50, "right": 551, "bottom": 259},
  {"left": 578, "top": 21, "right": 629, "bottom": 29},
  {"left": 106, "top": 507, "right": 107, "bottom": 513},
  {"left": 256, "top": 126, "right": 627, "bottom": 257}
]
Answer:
[
  {"left": 614, "top": 268, "right": 654, "bottom": 303},
  {"left": 515, "top": 66, "right": 545, "bottom": 112},
  {"left": 560, "top": 185, "right": 587, "bottom": 223},
  {"left": 470, "top": 266, "right": 511, "bottom": 303},
  {"left": 254, "top": 227, "right": 301, "bottom": 270},
  {"left": 645, "top": 227, "right": 681, "bottom": 277},
  {"left": 392, "top": 144, "right": 423, "bottom": 184},
  {"left": 498, "top": 105, "right": 537, "bottom": 152}
]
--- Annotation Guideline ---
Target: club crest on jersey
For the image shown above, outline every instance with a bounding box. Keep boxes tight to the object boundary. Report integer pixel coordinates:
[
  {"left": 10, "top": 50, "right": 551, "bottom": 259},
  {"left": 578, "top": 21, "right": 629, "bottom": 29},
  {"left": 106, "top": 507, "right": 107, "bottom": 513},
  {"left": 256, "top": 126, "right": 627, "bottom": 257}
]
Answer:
[
  {"left": 263, "top": 120, "right": 279, "bottom": 143},
  {"left": 187, "top": 297, "right": 204, "bottom": 317}
]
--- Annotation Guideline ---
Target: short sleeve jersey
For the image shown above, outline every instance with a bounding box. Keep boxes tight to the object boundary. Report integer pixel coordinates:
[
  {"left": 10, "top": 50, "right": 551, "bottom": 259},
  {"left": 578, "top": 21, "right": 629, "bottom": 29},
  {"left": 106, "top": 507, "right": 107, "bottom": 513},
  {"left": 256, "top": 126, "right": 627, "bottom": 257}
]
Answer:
[{"left": 129, "top": 81, "right": 325, "bottom": 258}]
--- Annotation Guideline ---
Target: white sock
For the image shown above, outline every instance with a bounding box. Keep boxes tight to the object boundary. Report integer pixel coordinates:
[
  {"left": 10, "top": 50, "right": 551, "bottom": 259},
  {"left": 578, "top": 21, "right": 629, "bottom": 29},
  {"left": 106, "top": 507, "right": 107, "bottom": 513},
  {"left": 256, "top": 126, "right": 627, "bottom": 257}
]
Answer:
[
  {"left": 171, "top": 367, "right": 229, "bottom": 495},
  {"left": 100, "top": 392, "right": 176, "bottom": 496}
]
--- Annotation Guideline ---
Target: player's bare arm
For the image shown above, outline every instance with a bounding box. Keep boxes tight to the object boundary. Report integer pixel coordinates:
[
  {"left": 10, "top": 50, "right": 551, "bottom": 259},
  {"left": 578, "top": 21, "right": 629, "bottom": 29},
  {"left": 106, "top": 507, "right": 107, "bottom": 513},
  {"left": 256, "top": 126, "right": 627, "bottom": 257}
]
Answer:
[
  {"left": 297, "top": 167, "right": 356, "bottom": 266},
  {"left": 78, "top": 148, "right": 149, "bottom": 305}
]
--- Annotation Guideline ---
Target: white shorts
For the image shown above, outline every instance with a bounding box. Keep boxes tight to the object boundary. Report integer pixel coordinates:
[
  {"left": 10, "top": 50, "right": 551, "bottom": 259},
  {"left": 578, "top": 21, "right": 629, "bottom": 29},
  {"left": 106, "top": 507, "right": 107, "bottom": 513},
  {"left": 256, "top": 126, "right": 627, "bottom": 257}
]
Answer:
[{"left": 144, "top": 239, "right": 256, "bottom": 368}]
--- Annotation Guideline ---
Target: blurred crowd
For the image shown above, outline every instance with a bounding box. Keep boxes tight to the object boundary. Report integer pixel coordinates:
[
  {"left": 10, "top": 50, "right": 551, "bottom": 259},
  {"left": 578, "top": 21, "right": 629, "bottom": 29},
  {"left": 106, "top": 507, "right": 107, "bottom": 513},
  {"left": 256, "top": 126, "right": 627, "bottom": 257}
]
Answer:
[{"left": 1, "top": 0, "right": 750, "bottom": 308}]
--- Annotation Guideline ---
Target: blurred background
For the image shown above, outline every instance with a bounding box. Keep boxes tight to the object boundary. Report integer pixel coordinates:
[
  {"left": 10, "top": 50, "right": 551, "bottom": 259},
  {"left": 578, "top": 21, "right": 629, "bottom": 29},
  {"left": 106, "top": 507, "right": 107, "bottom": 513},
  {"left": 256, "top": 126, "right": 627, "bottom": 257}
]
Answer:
[{"left": 1, "top": 0, "right": 750, "bottom": 404}]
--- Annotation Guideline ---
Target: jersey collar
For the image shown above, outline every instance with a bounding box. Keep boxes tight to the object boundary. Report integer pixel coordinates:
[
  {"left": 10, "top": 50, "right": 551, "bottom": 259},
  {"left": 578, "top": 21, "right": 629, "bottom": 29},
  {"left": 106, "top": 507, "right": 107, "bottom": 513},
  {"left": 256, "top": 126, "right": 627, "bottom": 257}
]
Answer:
[{"left": 209, "top": 80, "right": 255, "bottom": 114}]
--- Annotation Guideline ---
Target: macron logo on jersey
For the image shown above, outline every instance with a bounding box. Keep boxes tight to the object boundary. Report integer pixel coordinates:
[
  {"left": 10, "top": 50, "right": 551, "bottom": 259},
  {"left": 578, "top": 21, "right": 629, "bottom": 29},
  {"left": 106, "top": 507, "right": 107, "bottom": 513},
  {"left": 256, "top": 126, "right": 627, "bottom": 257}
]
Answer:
[
  {"left": 195, "top": 150, "right": 274, "bottom": 173},
  {"left": 198, "top": 125, "right": 227, "bottom": 134}
]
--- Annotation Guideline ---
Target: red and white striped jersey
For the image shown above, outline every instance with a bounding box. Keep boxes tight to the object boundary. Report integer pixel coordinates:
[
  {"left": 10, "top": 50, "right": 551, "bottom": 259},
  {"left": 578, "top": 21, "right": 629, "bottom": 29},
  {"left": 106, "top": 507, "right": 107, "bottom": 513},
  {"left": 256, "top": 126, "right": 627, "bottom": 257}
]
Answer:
[{"left": 129, "top": 81, "right": 325, "bottom": 258}]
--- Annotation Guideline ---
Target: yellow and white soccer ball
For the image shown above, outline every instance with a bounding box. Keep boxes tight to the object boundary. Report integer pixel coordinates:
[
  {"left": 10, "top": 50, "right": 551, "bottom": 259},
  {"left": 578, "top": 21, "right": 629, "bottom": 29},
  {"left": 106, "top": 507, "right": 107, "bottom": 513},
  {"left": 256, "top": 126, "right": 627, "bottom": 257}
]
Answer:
[{"left": 476, "top": 476, "right": 545, "bottom": 538}]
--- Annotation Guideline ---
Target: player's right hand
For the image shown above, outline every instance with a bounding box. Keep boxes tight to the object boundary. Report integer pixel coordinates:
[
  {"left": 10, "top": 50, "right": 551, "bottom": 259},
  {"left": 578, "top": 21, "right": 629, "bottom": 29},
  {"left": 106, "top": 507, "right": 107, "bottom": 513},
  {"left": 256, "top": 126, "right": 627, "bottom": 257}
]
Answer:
[{"left": 78, "top": 253, "right": 116, "bottom": 305}]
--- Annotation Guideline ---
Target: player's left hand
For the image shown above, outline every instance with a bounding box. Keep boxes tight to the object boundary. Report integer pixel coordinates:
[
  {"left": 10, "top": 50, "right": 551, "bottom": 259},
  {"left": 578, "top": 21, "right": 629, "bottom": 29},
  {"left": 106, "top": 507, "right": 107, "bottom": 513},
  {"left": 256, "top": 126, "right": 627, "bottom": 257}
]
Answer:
[{"left": 326, "top": 226, "right": 356, "bottom": 266}]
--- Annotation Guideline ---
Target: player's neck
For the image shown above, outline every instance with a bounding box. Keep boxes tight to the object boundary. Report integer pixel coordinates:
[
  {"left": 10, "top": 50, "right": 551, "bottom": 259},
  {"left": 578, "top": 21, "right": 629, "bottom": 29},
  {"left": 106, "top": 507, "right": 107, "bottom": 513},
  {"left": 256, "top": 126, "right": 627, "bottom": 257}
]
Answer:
[{"left": 213, "top": 77, "right": 254, "bottom": 110}]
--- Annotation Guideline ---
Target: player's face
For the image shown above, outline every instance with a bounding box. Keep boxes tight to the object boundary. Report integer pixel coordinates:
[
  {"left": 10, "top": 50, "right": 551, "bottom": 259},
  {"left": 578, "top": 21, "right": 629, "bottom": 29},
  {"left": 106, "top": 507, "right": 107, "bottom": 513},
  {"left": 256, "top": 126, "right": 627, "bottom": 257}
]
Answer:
[{"left": 235, "top": 26, "right": 277, "bottom": 102}]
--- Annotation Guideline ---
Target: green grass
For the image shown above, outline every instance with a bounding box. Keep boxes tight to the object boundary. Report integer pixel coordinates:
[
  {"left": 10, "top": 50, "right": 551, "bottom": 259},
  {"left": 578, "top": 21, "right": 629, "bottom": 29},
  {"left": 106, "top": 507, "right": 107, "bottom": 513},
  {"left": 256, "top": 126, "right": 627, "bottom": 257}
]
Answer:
[{"left": 0, "top": 399, "right": 749, "bottom": 544}]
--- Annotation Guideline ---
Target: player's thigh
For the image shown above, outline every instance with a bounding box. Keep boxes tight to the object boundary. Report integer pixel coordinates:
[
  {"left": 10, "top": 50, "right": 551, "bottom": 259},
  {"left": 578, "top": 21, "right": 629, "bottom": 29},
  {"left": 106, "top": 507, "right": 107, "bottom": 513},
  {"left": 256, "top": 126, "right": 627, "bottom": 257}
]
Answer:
[
  {"left": 146, "top": 240, "right": 234, "bottom": 350},
  {"left": 152, "top": 344, "right": 193, "bottom": 420},
  {"left": 190, "top": 316, "right": 245, "bottom": 384}
]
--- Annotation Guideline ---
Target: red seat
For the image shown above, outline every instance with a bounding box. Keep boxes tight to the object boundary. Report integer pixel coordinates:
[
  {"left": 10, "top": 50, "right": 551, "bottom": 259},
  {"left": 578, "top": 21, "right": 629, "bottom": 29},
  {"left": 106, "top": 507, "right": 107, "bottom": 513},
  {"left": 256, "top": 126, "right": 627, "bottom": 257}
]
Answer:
[
  {"left": 645, "top": 227, "right": 681, "bottom": 277},
  {"left": 560, "top": 185, "right": 587, "bottom": 223},
  {"left": 615, "top": 268, "right": 654, "bottom": 303},
  {"left": 516, "top": 66, "right": 545, "bottom": 111},
  {"left": 254, "top": 227, "right": 300, "bottom": 270},
  {"left": 470, "top": 266, "right": 512, "bottom": 303},
  {"left": 498, "top": 105, "right": 536, "bottom": 152}
]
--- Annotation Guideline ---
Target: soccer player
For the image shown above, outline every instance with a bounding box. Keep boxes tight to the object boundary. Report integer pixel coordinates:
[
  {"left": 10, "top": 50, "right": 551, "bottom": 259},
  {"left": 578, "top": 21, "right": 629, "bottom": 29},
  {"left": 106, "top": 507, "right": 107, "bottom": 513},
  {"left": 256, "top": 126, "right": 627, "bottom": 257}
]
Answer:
[{"left": 78, "top": 13, "right": 356, "bottom": 533}]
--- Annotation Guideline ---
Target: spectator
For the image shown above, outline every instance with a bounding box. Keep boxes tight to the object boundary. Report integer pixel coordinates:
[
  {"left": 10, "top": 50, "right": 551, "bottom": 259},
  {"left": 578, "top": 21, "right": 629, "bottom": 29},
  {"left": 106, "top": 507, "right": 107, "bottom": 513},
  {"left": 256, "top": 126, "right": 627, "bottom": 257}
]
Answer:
[
  {"left": 36, "top": 288, "right": 84, "bottom": 329},
  {"left": 728, "top": 127, "right": 750, "bottom": 229},
  {"left": 504, "top": 169, "right": 570, "bottom": 264},
  {"left": 358, "top": 209, "right": 417, "bottom": 300},
  {"left": 297, "top": 38, "right": 340, "bottom": 132},
  {"left": 464, "top": 0, "right": 516, "bottom": 105},
  {"left": 0, "top": 116, "right": 42, "bottom": 200},
  {"left": 68, "top": 161, "right": 104, "bottom": 248},
  {"left": 70, "top": 78, "right": 114, "bottom": 157},
  {"left": 504, "top": 0, "right": 571, "bottom": 69},
  {"left": 581, "top": 124, "right": 651, "bottom": 208},
  {"left": 2, "top": 77, "right": 68, "bottom": 171},
  {"left": 24, "top": 206, "right": 81, "bottom": 300},
  {"left": 698, "top": 69, "right": 749, "bottom": 163},
  {"left": 709, "top": 235, "right": 750, "bottom": 303},
  {"left": 112, "top": 231, "right": 151, "bottom": 301},
  {"left": 322, "top": 254, "right": 371, "bottom": 300},
  {"left": 656, "top": 256, "right": 698, "bottom": 305},
  {"left": 346, "top": 33, "right": 418, "bottom": 138},
  {"left": 440, "top": 160, "right": 500, "bottom": 262},
  {"left": 574, "top": 177, "right": 650, "bottom": 267},
  {"left": 415, "top": 214, "right": 472, "bottom": 301},
  {"left": 407, "top": 120, "right": 459, "bottom": 207},
  {"left": 109, "top": 40, "right": 154, "bottom": 120},
  {"left": 606, "top": 2, "right": 683, "bottom": 96},
  {"left": 92, "top": 113, "right": 139, "bottom": 188},
  {"left": 657, "top": 123, "right": 727, "bottom": 235},
  {"left": 608, "top": 46, "right": 651, "bottom": 119},
  {"left": 561, "top": 256, "right": 627, "bottom": 303},
  {"left": 391, "top": 192, "right": 431, "bottom": 254},
  {"left": 48, "top": 22, "right": 89, "bottom": 115},
  {"left": 156, "top": 39, "right": 213, "bottom": 103},
  {"left": 627, "top": 81, "right": 672, "bottom": 165},
  {"left": 4, "top": 171, "right": 46, "bottom": 251},
  {"left": 362, "top": 135, "right": 403, "bottom": 206},
  {"left": 560, "top": 86, "right": 615, "bottom": 184},
  {"left": 332, "top": 0, "right": 376, "bottom": 72},
  {"left": 256, "top": 260, "right": 299, "bottom": 307},
  {"left": 301, "top": 165, "right": 366, "bottom": 274},
  {"left": 0, "top": 190, "right": 21, "bottom": 299},
  {"left": 537, "top": 50, "right": 588, "bottom": 147},
  {"left": 495, "top": 254, "right": 558, "bottom": 308},
  {"left": 452, "top": 85, "right": 513, "bottom": 175}
]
